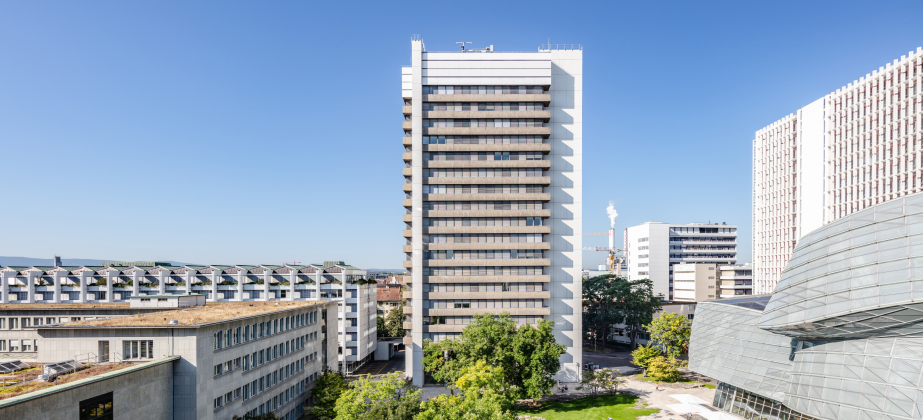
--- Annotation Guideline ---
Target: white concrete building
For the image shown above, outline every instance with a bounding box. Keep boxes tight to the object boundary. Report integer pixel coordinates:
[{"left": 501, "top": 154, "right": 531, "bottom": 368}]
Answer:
[
  {"left": 753, "top": 47, "right": 923, "bottom": 294},
  {"left": 401, "top": 37, "right": 583, "bottom": 385},
  {"left": 624, "top": 222, "right": 737, "bottom": 301},
  {"left": 0, "top": 261, "right": 376, "bottom": 374},
  {"left": 718, "top": 263, "right": 753, "bottom": 298}
]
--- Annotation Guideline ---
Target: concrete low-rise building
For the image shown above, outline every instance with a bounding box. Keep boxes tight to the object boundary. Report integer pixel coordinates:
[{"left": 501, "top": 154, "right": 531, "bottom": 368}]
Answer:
[
  {"left": 0, "top": 261, "right": 376, "bottom": 374},
  {"left": 717, "top": 263, "right": 753, "bottom": 298},
  {"left": 0, "top": 300, "right": 339, "bottom": 420}
]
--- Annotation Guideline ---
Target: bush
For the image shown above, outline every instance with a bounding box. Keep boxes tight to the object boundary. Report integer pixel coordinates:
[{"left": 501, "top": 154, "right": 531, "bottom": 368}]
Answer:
[
  {"left": 646, "top": 356, "right": 682, "bottom": 382},
  {"left": 631, "top": 344, "right": 661, "bottom": 373}
]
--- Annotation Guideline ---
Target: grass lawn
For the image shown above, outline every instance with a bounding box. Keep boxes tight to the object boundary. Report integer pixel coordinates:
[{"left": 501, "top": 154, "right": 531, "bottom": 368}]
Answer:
[{"left": 514, "top": 394, "right": 659, "bottom": 420}]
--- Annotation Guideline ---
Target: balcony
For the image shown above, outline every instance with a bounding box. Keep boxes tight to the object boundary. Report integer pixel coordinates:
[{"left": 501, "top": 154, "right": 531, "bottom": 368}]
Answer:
[
  {"left": 423, "top": 258, "right": 550, "bottom": 267},
  {"left": 423, "top": 127, "right": 550, "bottom": 137},
  {"left": 424, "top": 160, "right": 551, "bottom": 169},
  {"left": 402, "top": 230, "right": 412, "bottom": 237},
  {"left": 402, "top": 106, "right": 412, "bottom": 115},
  {"left": 403, "top": 245, "right": 412, "bottom": 252},
  {"left": 423, "top": 94, "right": 551, "bottom": 105},
  {"left": 402, "top": 261, "right": 412, "bottom": 268},
  {"left": 426, "top": 242, "right": 550, "bottom": 251},
  {"left": 423, "top": 177, "right": 550, "bottom": 186},
  {"left": 422, "top": 209, "right": 551, "bottom": 218},
  {"left": 403, "top": 184, "right": 412, "bottom": 192},
  {"left": 403, "top": 122, "right": 413, "bottom": 131},
  {"left": 425, "top": 291, "right": 550, "bottom": 300},
  {"left": 424, "top": 226, "right": 551, "bottom": 234},
  {"left": 424, "top": 144, "right": 550, "bottom": 153},
  {"left": 403, "top": 137, "right": 412, "bottom": 146},
  {"left": 424, "top": 275, "right": 550, "bottom": 283},
  {"left": 422, "top": 110, "right": 550, "bottom": 121},
  {"left": 403, "top": 168, "right": 412, "bottom": 176},
  {"left": 402, "top": 153, "right": 412, "bottom": 162},
  {"left": 424, "top": 307, "right": 550, "bottom": 316},
  {"left": 423, "top": 193, "right": 551, "bottom": 202}
]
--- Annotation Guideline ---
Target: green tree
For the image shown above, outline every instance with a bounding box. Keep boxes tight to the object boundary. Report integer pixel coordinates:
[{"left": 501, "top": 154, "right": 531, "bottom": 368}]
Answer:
[
  {"left": 644, "top": 312, "right": 692, "bottom": 359},
  {"left": 334, "top": 372, "right": 422, "bottom": 420},
  {"left": 422, "top": 313, "right": 565, "bottom": 400},
  {"left": 646, "top": 356, "right": 682, "bottom": 382},
  {"left": 417, "top": 360, "right": 514, "bottom": 420},
  {"left": 305, "top": 367, "right": 347, "bottom": 420},
  {"left": 630, "top": 344, "right": 662, "bottom": 375},
  {"left": 385, "top": 302, "right": 406, "bottom": 338},
  {"left": 610, "top": 278, "right": 662, "bottom": 348},
  {"left": 576, "top": 368, "right": 624, "bottom": 395},
  {"left": 377, "top": 316, "right": 387, "bottom": 338},
  {"left": 582, "top": 275, "right": 619, "bottom": 351}
]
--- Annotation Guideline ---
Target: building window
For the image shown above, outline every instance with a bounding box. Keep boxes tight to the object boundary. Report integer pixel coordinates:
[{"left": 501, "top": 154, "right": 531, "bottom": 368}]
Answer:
[
  {"left": 79, "top": 392, "right": 113, "bottom": 420},
  {"left": 123, "top": 340, "right": 153, "bottom": 359},
  {"left": 9, "top": 340, "right": 19, "bottom": 352},
  {"left": 214, "top": 397, "right": 222, "bottom": 409}
]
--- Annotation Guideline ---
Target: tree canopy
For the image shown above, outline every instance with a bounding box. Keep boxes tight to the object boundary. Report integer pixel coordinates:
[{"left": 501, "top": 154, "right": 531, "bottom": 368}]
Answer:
[
  {"left": 583, "top": 275, "right": 662, "bottom": 348},
  {"left": 384, "top": 302, "right": 406, "bottom": 338},
  {"left": 304, "top": 367, "right": 347, "bottom": 420},
  {"left": 644, "top": 311, "right": 691, "bottom": 359},
  {"left": 422, "top": 313, "right": 565, "bottom": 400},
  {"left": 333, "top": 373, "right": 422, "bottom": 420},
  {"left": 417, "top": 361, "right": 515, "bottom": 420}
]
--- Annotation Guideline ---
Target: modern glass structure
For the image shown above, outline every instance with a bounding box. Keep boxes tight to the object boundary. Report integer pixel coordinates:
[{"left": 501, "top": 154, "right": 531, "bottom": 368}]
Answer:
[{"left": 691, "top": 192, "right": 923, "bottom": 420}]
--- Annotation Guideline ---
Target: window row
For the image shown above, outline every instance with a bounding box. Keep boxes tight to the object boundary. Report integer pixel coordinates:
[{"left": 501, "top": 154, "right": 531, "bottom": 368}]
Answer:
[
  {"left": 422, "top": 135, "right": 543, "bottom": 145},
  {"left": 421, "top": 267, "right": 545, "bottom": 276},
  {"left": 422, "top": 201, "right": 543, "bottom": 210},
  {"left": 423, "top": 217, "right": 543, "bottom": 227},
  {"left": 422, "top": 283, "right": 546, "bottom": 292},
  {"left": 422, "top": 315, "right": 544, "bottom": 325},
  {"left": 422, "top": 185, "right": 544, "bottom": 194},
  {"left": 428, "top": 233, "right": 544, "bottom": 243},
  {"left": 123, "top": 340, "right": 154, "bottom": 360},
  {"left": 0, "top": 317, "right": 80, "bottom": 329},
  {"left": 423, "top": 102, "right": 544, "bottom": 111},
  {"left": 242, "top": 352, "right": 316, "bottom": 401},
  {"left": 423, "top": 86, "right": 544, "bottom": 95},
  {"left": 0, "top": 339, "right": 37, "bottom": 352},
  {"left": 240, "top": 332, "right": 317, "bottom": 372},
  {"left": 424, "top": 250, "right": 544, "bottom": 260},
  {"left": 243, "top": 371, "right": 319, "bottom": 418},
  {"left": 423, "top": 299, "right": 545, "bottom": 309},
  {"left": 423, "top": 119, "right": 544, "bottom": 128},
  {"left": 424, "top": 152, "right": 543, "bottom": 161},
  {"left": 214, "top": 310, "right": 317, "bottom": 351},
  {"left": 423, "top": 168, "right": 544, "bottom": 178}
]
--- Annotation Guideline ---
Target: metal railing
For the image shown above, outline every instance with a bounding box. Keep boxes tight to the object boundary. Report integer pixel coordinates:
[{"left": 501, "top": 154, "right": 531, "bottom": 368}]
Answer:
[{"left": 539, "top": 44, "right": 582, "bottom": 51}]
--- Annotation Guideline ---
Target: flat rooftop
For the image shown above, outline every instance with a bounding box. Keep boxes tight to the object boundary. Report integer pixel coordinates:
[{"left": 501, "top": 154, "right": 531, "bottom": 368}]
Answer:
[
  {"left": 0, "top": 303, "right": 131, "bottom": 310},
  {"left": 49, "top": 301, "right": 327, "bottom": 328}
]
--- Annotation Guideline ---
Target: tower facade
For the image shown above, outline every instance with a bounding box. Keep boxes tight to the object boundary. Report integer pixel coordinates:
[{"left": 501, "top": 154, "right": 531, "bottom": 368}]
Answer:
[{"left": 401, "top": 38, "right": 583, "bottom": 385}]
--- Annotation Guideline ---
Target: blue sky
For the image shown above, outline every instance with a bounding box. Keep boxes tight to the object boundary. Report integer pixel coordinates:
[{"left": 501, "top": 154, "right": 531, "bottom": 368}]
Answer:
[{"left": 1, "top": 1, "right": 921, "bottom": 269}]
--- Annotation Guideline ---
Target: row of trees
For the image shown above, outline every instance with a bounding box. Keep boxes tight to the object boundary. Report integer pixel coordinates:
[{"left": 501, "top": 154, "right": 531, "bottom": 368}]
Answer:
[{"left": 307, "top": 312, "right": 567, "bottom": 420}]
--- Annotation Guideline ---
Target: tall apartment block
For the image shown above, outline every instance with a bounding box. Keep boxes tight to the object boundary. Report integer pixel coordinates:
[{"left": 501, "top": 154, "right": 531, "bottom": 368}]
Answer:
[
  {"left": 624, "top": 222, "right": 737, "bottom": 301},
  {"left": 753, "top": 47, "right": 923, "bottom": 293},
  {"left": 401, "top": 37, "right": 583, "bottom": 385}
]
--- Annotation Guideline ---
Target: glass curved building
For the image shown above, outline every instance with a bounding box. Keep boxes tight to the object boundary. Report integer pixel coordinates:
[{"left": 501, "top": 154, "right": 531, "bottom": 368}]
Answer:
[{"left": 691, "top": 194, "right": 923, "bottom": 420}]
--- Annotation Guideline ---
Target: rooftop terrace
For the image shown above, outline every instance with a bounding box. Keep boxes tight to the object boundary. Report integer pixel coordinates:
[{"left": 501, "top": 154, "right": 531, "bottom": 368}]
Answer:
[
  {"left": 0, "top": 303, "right": 130, "bottom": 310},
  {"left": 48, "top": 301, "right": 326, "bottom": 328}
]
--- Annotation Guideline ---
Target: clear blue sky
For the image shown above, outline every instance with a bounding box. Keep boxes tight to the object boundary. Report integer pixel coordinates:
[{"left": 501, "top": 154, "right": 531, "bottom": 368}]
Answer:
[{"left": 2, "top": 1, "right": 921, "bottom": 269}]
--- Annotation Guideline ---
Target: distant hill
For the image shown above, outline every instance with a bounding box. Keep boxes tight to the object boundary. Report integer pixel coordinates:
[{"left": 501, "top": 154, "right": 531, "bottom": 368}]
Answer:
[
  {"left": 0, "top": 256, "right": 196, "bottom": 267},
  {"left": 367, "top": 268, "right": 407, "bottom": 274}
]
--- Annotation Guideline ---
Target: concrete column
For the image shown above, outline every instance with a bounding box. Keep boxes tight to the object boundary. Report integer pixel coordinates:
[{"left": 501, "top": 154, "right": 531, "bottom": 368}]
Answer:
[
  {"left": 237, "top": 271, "right": 247, "bottom": 302},
  {"left": 184, "top": 271, "right": 193, "bottom": 295},
  {"left": 208, "top": 272, "right": 218, "bottom": 301},
  {"left": 52, "top": 271, "right": 63, "bottom": 303},
  {"left": 233, "top": 272, "right": 242, "bottom": 301},
  {"left": 289, "top": 271, "right": 296, "bottom": 300},
  {"left": 26, "top": 271, "right": 38, "bottom": 303},
  {"left": 104, "top": 269, "right": 115, "bottom": 303},
  {"left": 409, "top": 38, "right": 425, "bottom": 386},
  {"left": 79, "top": 272, "right": 90, "bottom": 303},
  {"left": 131, "top": 271, "right": 140, "bottom": 298},
  {"left": 158, "top": 271, "right": 166, "bottom": 295},
  {"left": 314, "top": 271, "right": 321, "bottom": 299},
  {"left": 0, "top": 272, "right": 12, "bottom": 304},
  {"left": 262, "top": 271, "right": 270, "bottom": 301}
]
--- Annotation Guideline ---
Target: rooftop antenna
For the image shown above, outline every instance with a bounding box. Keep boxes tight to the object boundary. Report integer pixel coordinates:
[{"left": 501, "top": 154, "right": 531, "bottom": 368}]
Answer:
[{"left": 456, "top": 41, "right": 471, "bottom": 51}]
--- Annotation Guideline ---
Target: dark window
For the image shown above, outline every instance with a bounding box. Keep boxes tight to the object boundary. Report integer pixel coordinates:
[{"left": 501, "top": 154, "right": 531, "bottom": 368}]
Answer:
[{"left": 79, "top": 392, "right": 113, "bottom": 420}]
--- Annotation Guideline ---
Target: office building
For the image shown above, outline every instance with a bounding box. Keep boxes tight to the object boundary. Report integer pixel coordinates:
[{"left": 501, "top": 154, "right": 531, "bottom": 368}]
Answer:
[
  {"left": 718, "top": 263, "right": 753, "bottom": 298},
  {"left": 401, "top": 37, "right": 583, "bottom": 385},
  {"left": 753, "top": 47, "right": 923, "bottom": 294},
  {"left": 0, "top": 261, "right": 375, "bottom": 374},
  {"left": 0, "top": 299, "right": 337, "bottom": 420},
  {"left": 624, "top": 222, "right": 737, "bottom": 301},
  {"left": 691, "top": 193, "right": 923, "bottom": 420}
]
